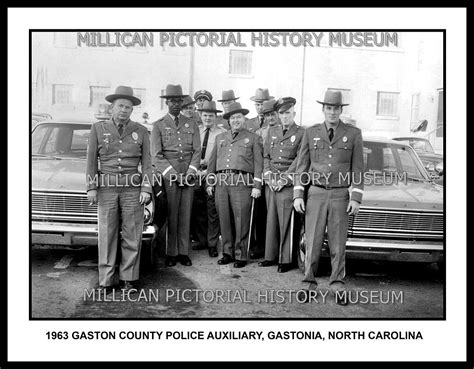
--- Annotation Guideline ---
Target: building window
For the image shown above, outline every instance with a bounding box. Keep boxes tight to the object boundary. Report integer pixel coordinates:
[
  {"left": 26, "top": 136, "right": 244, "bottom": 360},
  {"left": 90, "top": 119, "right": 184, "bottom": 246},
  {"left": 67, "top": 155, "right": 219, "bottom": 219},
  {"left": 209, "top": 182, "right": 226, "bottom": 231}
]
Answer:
[
  {"left": 52, "top": 84, "right": 73, "bottom": 105},
  {"left": 328, "top": 88, "right": 352, "bottom": 117},
  {"left": 376, "top": 91, "right": 399, "bottom": 118},
  {"left": 89, "top": 86, "right": 110, "bottom": 107},
  {"left": 134, "top": 88, "right": 146, "bottom": 108},
  {"left": 410, "top": 93, "right": 420, "bottom": 130},
  {"left": 53, "top": 32, "right": 77, "bottom": 49},
  {"left": 436, "top": 89, "right": 444, "bottom": 137},
  {"left": 229, "top": 50, "right": 253, "bottom": 76}
]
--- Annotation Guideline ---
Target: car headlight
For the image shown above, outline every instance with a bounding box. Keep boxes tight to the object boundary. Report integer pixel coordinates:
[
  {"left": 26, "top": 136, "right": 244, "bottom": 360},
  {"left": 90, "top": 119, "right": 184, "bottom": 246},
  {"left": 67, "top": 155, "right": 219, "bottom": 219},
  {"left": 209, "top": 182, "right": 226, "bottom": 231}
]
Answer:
[
  {"left": 435, "top": 162, "right": 444, "bottom": 174},
  {"left": 425, "top": 162, "right": 435, "bottom": 172}
]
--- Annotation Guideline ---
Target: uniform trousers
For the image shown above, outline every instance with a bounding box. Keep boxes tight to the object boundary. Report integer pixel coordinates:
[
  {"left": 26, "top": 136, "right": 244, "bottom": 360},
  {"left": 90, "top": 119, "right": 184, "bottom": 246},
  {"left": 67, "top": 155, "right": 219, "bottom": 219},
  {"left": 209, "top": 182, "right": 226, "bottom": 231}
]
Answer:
[
  {"left": 191, "top": 183, "right": 221, "bottom": 248},
  {"left": 97, "top": 187, "right": 143, "bottom": 287},
  {"left": 303, "top": 186, "right": 349, "bottom": 285}
]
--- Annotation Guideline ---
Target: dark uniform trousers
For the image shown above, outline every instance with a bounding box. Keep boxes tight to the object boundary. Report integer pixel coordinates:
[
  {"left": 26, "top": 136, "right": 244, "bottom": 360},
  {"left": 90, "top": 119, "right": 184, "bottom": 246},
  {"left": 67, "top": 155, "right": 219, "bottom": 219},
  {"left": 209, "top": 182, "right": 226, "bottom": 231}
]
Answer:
[
  {"left": 264, "top": 186, "right": 294, "bottom": 263},
  {"left": 294, "top": 120, "right": 364, "bottom": 287},
  {"left": 86, "top": 119, "right": 153, "bottom": 287},
  {"left": 215, "top": 174, "right": 253, "bottom": 260},
  {"left": 191, "top": 182, "right": 220, "bottom": 248},
  {"left": 207, "top": 128, "right": 263, "bottom": 262}
]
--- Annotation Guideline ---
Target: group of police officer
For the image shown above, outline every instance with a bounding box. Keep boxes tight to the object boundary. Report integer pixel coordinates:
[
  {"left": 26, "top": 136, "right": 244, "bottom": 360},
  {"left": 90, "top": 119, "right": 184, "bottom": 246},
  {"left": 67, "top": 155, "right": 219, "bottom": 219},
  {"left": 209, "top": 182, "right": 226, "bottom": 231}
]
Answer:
[{"left": 86, "top": 84, "right": 364, "bottom": 305}]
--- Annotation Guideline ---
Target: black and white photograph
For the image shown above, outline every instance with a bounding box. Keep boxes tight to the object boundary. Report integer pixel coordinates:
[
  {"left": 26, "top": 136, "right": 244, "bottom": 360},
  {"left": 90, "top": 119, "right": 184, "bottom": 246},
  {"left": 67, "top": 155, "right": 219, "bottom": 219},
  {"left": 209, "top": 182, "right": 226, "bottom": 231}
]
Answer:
[{"left": 7, "top": 7, "right": 467, "bottom": 363}]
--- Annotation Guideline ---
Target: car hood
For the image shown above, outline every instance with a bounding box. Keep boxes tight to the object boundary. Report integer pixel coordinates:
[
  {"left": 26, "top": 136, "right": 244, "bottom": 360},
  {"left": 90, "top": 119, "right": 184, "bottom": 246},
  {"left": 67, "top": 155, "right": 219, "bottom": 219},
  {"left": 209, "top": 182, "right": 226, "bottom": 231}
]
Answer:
[
  {"left": 362, "top": 182, "right": 443, "bottom": 211},
  {"left": 32, "top": 158, "right": 87, "bottom": 192}
]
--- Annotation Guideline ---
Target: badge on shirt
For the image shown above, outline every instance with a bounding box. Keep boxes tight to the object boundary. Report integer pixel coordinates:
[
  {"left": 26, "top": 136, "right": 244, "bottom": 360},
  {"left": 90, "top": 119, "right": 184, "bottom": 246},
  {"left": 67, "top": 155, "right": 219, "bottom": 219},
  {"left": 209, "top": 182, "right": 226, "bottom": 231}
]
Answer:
[
  {"left": 244, "top": 138, "right": 250, "bottom": 145},
  {"left": 185, "top": 123, "right": 189, "bottom": 128},
  {"left": 291, "top": 135, "right": 296, "bottom": 143},
  {"left": 343, "top": 136, "right": 348, "bottom": 142},
  {"left": 132, "top": 132, "right": 138, "bottom": 140}
]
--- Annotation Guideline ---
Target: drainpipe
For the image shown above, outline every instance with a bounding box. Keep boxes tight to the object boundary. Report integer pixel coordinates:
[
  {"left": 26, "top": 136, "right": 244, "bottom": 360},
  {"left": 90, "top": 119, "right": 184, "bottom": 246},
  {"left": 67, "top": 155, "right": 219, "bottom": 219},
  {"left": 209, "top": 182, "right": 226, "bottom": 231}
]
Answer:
[{"left": 299, "top": 45, "right": 306, "bottom": 125}]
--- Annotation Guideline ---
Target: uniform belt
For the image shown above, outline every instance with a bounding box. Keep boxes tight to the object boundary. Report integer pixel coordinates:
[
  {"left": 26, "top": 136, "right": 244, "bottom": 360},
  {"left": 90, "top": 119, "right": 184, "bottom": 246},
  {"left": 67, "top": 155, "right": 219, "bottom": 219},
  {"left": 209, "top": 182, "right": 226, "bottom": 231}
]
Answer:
[
  {"left": 312, "top": 184, "right": 349, "bottom": 190},
  {"left": 217, "top": 169, "right": 248, "bottom": 175}
]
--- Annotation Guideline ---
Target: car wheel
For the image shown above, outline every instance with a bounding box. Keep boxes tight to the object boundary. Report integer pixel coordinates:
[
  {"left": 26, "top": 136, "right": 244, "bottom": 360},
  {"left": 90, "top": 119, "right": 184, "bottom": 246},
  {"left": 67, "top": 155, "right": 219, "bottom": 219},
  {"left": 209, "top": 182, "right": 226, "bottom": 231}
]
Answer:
[{"left": 297, "top": 226, "right": 306, "bottom": 274}]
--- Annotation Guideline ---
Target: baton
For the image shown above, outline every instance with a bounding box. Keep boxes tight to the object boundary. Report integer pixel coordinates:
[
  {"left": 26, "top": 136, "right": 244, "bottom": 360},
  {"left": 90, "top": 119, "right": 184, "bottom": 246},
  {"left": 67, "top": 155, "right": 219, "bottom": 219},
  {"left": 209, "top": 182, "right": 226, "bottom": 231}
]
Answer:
[
  {"left": 289, "top": 209, "right": 295, "bottom": 264},
  {"left": 246, "top": 197, "right": 256, "bottom": 258}
]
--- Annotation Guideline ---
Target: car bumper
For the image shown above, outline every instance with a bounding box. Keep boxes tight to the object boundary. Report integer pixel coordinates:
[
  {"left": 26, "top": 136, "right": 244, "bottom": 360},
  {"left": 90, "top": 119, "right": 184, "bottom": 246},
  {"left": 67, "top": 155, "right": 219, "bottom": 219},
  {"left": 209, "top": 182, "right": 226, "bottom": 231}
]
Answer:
[
  {"left": 31, "top": 221, "right": 156, "bottom": 247},
  {"left": 322, "top": 238, "right": 444, "bottom": 263}
]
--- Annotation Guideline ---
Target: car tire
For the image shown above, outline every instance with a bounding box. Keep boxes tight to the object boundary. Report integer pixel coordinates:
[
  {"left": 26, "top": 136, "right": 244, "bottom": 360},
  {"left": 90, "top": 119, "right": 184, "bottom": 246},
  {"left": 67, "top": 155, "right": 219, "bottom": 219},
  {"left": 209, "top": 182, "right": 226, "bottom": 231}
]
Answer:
[
  {"left": 140, "top": 239, "right": 155, "bottom": 271},
  {"left": 297, "top": 226, "right": 306, "bottom": 274}
]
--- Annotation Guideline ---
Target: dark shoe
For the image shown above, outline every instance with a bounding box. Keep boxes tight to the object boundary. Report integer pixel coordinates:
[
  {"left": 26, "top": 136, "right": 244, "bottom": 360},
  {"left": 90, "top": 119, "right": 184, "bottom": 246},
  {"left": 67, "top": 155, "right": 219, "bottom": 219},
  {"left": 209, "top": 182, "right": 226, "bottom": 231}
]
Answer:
[
  {"left": 192, "top": 242, "right": 208, "bottom": 251},
  {"left": 177, "top": 254, "right": 192, "bottom": 266},
  {"left": 249, "top": 250, "right": 264, "bottom": 259},
  {"left": 217, "top": 253, "right": 234, "bottom": 265},
  {"left": 208, "top": 247, "right": 218, "bottom": 257},
  {"left": 277, "top": 263, "right": 292, "bottom": 273},
  {"left": 258, "top": 260, "right": 277, "bottom": 267},
  {"left": 297, "top": 289, "right": 311, "bottom": 303},
  {"left": 122, "top": 281, "right": 138, "bottom": 294},
  {"left": 334, "top": 291, "right": 349, "bottom": 306},
  {"left": 233, "top": 260, "right": 247, "bottom": 268},
  {"left": 165, "top": 255, "right": 177, "bottom": 267}
]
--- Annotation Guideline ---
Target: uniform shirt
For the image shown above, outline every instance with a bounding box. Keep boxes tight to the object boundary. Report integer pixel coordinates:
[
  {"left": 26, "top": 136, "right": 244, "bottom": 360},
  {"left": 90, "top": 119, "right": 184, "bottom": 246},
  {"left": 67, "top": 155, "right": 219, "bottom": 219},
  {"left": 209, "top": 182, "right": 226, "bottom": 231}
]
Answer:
[
  {"left": 215, "top": 115, "right": 230, "bottom": 130},
  {"left": 199, "top": 124, "right": 226, "bottom": 169},
  {"left": 151, "top": 113, "right": 201, "bottom": 177},
  {"left": 263, "top": 122, "right": 305, "bottom": 185},
  {"left": 207, "top": 128, "right": 263, "bottom": 190},
  {"left": 244, "top": 115, "right": 265, "bottom": 133},
  {"left": 294, "top": 120, "right": 364, "bottom": 203},
  {"left": 86, "top": 118, "right": 152, "bottom": 193},
  {"left": 256, "top": 122, "right": 280, "bottom": 147}
]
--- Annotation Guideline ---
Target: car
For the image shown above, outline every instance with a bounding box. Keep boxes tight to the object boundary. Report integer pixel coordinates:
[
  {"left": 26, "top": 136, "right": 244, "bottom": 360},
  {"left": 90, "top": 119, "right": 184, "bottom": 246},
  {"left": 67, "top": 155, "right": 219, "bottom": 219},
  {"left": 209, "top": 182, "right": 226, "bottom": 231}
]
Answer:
[
  {"left": 392, "top": 136, "right": 444, "bottom": 183},
  {"left": 31, "top": 112, "right": 52, "bottom": 129},
  {"left": 297, "top": 138, "right": 444, "bottom": 271},
  {"left": 31, "top": 120, "right": 159, "bottom": 265}
]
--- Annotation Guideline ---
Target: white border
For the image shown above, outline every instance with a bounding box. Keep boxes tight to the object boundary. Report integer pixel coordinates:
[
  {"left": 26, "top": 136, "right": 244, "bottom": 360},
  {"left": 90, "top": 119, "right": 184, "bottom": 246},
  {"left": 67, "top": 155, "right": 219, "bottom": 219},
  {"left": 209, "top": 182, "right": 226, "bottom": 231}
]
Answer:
[{"left": 8, "top": 7, "right": 466, "bottom": 362}]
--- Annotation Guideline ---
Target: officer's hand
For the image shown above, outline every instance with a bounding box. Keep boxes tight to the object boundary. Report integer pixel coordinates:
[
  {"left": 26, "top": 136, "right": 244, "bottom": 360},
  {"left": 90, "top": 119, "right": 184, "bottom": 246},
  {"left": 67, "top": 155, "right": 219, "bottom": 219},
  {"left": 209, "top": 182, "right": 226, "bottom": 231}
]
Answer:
[
  {"left": 251, "top": 188, "right": 261, "bottom": 198},
  {"left": 87, "top": 190, "right": 98, "bottom": 205},
  {"left": 139, "top": 192, "right": 151, "bottom": 205},
  {"left": 294, "top": 198, "right": 305, "bottom": 214},
  {"left": 347, "top": 200, "right": 360, "bottom": 215},
  {"left": 206, "top": 186, "right": 214, "bottom": 197}
]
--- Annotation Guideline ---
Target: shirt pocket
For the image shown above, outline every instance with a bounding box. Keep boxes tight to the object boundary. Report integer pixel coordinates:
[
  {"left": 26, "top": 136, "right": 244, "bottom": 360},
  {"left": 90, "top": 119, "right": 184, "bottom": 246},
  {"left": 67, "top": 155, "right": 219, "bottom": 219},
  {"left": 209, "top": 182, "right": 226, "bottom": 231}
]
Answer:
[
  {"left": 310, "top": 141, "right": 323, "bottom": 161},
  {"left": 337, "top": 141, "right": 353, "bottom": 162}
]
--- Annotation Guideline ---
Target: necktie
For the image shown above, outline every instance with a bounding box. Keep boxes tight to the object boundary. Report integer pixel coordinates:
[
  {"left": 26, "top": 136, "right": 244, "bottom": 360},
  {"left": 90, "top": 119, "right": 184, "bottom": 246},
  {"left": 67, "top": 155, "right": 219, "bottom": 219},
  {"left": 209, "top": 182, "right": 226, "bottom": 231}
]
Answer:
[
  {"left": 118, "top": 123, "right": 123, "bottom": 136},
  {"left": 328, "top": 128, "right": 334, "bottom": 142},
  {"left": 283, "top": 128, "right": 288, "bottom": 136},
  {"left": 174, "top": 116, "right": 179, "bottom": 127},
  {"left": 260, "top": 116, "right": 265, "bottom": 128},
  {"left": 232, "top": 131, "right": 238, "bottom": 140},
  {"left": 201, "top": 128, "right": 210, "bottom": 160}
]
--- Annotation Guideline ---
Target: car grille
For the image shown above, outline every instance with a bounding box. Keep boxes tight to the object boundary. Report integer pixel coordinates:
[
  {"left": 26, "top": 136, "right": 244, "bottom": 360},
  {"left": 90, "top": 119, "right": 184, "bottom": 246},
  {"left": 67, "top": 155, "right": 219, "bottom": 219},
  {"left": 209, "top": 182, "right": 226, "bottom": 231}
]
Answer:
[
  {"left": 32, "top": 191, "right": 97, "bottom": 223},
  {"left": 348, "top": 207, "right": 443, "bottom": 240}
]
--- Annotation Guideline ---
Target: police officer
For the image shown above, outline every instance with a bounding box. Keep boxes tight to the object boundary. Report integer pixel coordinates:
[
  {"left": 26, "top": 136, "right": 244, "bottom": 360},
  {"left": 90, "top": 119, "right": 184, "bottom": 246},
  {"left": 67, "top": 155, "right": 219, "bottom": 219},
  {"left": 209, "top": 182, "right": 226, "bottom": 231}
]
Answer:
[
  {"left": 259, "top": 97, "right": 305, "bottom": 273},
  {"left": 244, "top": 88, "right": 274, "bottom": 133},
  {"left": 193, "top": 90, "right": 213, "bottom": 125},
  {"left": 151, "top": 84, "right": 201, "bottom": 267},
  {"left": 256, "top": 99, "right": 280, "bottom": 147},
  {"left": 207, "top": 102, "right": 263, "bottom": 268},
  {"left": 190, "top": 101, "right": 226, "bottom": 257},
  {"left": 86, "top": 86, "right": 152, "bottom": 293},
  {"left": 293, "top": 90, "right": 364, "bottom": 305},
  {"left": 216, "top": 90, "right": 240, "bottom": 130},
  {"left": 181, "top": 96, "right": 197, "bottom": 120}
]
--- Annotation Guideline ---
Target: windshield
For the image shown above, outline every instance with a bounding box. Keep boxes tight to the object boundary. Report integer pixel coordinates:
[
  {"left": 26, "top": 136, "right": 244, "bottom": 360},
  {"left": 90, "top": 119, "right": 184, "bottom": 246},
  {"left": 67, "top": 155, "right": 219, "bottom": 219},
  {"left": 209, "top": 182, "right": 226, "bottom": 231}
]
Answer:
[
  {"left": 395, "top": 138, "right": 435, "bottom": 154},
  {"left": 363, "top": 141, "right": 430, "bottom": 182},
  {"left": 32, "top": 123, "right": 91, "bottom": 159}
]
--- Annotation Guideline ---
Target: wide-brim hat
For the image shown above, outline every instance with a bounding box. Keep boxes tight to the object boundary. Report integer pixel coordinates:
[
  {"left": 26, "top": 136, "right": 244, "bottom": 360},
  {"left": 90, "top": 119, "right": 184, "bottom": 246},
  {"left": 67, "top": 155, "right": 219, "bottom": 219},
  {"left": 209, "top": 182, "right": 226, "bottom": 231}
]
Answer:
[
  {"left": 181, "top": 96, "right": 195, "bottom": 108},
  {"left": 262, "top": 99, "right": 277, "bottom": 115},
  {"left": 223, "top": 102, "right": 249, "bottom": 120},
  {"left": 197, "top": 100, "right": 222, "bottom": 113},
  {"left": 274, "top": 97, "right": 297, "bottom": 113},
  {"left": 160, "top": 84, "right": 188, "bottom": 98},
  {"left": 105, "top": 85, "right": 141, "bottom": 106},
  {"left": 217, "top": 90, "right": 240, "bottom": 102},
  {"left": 250, "top": 88, "right": 274, "bottom": 102},
  {"left": 317, "top": 90, "right": 349, "bottom": 106},
  {"left": 194, "top": 90, "right": 213, "bottom": 101}
]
